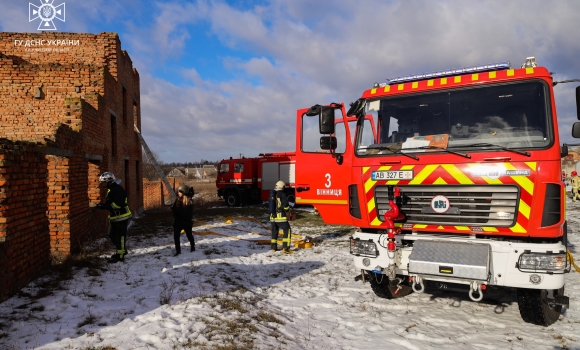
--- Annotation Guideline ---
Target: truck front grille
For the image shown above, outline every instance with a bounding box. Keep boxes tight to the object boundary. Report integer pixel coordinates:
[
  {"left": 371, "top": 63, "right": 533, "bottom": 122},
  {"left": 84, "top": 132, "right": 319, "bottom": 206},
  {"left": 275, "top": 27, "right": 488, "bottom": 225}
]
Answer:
[{"left": 375, "top": 185, "right": 519, "bottom": 226}]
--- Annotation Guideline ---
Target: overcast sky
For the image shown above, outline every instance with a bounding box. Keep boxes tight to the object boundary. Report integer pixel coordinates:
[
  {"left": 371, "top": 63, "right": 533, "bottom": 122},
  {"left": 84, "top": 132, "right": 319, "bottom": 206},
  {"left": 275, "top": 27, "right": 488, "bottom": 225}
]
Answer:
[{"left": 2, "top": 0, "right": 580, "bottom": 163}]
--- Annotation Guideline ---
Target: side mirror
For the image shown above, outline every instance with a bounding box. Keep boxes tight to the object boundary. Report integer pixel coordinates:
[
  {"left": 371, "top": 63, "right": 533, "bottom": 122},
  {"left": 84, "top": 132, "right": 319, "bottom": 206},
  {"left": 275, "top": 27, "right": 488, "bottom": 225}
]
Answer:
[
  {"left": 320, "top": 106, "right": 335, "bottom": 134},
  {"left": 347, "top": 98, "right": 366, "bottom": 117},
  {"left": 561, "top": 144, "right": 569, "bottom": 158},
  {"left": 573, "top": 122, "right": 580, "bottom": 138},
  {"left": 576, "top": 86, "right": 580, "bottom": 120},
  {"left": 320, "top": 136, "right": 337, "bottom": 150}
]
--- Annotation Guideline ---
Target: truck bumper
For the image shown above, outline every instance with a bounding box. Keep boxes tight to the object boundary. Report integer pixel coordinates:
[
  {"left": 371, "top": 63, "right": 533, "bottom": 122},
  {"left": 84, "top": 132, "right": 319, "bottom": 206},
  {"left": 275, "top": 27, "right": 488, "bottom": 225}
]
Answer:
[{"left": 351, "top": 231, "right": 566, "bottom": 290}]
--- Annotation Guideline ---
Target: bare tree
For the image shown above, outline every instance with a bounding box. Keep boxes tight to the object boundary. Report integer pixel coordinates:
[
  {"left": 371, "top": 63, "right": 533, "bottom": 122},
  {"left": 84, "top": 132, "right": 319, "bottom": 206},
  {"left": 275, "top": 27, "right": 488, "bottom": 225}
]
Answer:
[{"left": 142, "top": 148, "right": 165, "bottom": 180}]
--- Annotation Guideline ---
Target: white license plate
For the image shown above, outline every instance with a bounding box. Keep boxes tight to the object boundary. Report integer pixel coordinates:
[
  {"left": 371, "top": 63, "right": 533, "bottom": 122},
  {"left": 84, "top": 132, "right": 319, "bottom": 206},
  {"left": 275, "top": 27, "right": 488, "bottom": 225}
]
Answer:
[{"left": 372, "top": 170, "right": 413, "bottom": 180}]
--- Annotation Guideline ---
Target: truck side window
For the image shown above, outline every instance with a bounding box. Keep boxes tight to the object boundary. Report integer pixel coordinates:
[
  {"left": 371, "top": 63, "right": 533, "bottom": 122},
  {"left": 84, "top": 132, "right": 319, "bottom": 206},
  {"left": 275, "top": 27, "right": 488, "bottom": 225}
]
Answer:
[
  {"left": 219, "top": 163, "right": 230, "bottom": 173},
  {"left": 302, "top": 113, "right": 325, "bottom": 153},
  {"left": 360, "top": 118, "right": 375, "bottom": 146},
  {"left": 301, "top": 110, "right": 348, "bottom": 154},
  {"left": 234, "top": 163, "right": 244, "bottom": 173},
  {"left": 334, "top": 119, "right": 347, "bottom": 154}
]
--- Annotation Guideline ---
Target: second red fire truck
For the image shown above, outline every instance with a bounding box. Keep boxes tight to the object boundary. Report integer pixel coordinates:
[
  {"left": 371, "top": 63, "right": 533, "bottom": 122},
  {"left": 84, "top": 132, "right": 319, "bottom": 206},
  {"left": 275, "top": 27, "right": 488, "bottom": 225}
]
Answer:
[{"left": 216, "top": 153, "right": 296, "bottom": 206}]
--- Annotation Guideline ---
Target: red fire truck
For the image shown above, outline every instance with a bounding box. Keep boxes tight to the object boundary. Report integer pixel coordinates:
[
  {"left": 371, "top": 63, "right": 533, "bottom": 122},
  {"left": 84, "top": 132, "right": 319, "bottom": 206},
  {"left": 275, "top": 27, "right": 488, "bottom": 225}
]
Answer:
[
  {"left": 216, "top": 152, "right": 296, "bottom": 206},
  {"left": 293, "top": 57, "right": 579, "bottom": 325}
]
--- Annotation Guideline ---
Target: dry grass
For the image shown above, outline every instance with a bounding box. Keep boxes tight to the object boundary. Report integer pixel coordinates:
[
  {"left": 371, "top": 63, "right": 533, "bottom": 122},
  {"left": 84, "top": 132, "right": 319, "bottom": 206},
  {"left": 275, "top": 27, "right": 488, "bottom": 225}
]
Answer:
[
  {"left": 172, "top": 289, "right": 286, "bottom": 350},
  {"left": 190, "top": 180, "right": 222, "bottom": 209}
]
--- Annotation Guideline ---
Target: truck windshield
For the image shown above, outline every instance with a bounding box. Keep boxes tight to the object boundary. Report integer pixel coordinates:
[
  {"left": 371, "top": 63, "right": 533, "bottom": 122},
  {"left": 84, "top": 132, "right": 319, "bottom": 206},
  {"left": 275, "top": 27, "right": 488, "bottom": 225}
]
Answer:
[{"left": 356, "top": 81, "right": 552, "bottom": 156}]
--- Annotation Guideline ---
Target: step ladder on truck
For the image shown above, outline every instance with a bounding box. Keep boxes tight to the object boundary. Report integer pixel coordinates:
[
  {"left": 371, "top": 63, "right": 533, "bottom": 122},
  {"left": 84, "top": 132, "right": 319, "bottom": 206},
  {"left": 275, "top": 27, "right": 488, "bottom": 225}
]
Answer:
[{"left": 292, "top": 57, "right": 580, "bottom": 326}]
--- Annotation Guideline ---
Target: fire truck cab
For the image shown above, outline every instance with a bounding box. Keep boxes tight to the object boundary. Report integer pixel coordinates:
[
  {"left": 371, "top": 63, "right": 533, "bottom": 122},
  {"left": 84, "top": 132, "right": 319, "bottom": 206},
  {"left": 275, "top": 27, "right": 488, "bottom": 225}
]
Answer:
[{"left": 295, "top": 57, "right": 580, "bottom": 326}]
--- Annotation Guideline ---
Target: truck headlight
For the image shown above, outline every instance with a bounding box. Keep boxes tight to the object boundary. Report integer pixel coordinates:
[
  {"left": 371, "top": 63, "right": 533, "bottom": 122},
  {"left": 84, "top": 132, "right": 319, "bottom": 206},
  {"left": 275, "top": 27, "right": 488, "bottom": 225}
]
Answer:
[
  {"left": 518, "top": 252, "right": 566, "bottom": 271},
  {"left": 350, "top": 238, "right": 378, "bottom": 257}
]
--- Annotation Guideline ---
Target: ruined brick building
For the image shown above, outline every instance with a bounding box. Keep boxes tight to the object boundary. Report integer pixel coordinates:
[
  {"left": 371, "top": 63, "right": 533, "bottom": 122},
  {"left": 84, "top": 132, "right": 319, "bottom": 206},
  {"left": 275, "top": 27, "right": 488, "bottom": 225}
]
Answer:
[{"left": 0, "top": 32, "right": 143, "bottom": 301}]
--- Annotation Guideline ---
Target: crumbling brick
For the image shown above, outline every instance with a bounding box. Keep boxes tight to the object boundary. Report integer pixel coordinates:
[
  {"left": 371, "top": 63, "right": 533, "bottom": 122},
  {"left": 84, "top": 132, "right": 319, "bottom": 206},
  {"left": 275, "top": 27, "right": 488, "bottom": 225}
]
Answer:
[{"left": 0, "top": 32, "right": 144, "bottom": 302}]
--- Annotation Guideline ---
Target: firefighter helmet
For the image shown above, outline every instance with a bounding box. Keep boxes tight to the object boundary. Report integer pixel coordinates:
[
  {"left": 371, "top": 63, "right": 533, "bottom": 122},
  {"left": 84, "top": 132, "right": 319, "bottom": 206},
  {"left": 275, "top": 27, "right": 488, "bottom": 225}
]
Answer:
[
  {"left": 98, "top": 172, "right": 116, "bottom": 183},
  {"left": 177, "top": 184, "right": 190, "bottom": 195},
  {"left": 573, "top": 171, "right": 578, "bottom": 177},
  {"left": 275, "top": 181, "right": 285, "bottom": 189}
]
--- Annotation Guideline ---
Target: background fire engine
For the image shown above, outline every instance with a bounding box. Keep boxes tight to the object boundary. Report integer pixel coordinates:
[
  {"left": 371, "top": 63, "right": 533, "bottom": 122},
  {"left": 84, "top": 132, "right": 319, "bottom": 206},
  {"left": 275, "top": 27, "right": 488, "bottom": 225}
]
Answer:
[{"left": 216, "top": 153, "right": 296, "bottom": 206}]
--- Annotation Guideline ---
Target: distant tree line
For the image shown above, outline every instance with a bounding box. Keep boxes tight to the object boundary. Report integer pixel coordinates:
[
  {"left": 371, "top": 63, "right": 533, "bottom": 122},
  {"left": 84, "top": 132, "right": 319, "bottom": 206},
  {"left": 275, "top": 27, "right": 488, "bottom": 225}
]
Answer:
[{"left": 141, "top": 150, "right": 219, "bottom": 180}]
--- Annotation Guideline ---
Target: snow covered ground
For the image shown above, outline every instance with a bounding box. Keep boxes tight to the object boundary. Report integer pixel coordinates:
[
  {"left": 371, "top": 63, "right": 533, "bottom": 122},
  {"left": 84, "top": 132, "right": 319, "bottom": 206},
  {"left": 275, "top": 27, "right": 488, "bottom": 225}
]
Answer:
[{"left": 1, "top": 201, "right": 580, "bottom": 350}]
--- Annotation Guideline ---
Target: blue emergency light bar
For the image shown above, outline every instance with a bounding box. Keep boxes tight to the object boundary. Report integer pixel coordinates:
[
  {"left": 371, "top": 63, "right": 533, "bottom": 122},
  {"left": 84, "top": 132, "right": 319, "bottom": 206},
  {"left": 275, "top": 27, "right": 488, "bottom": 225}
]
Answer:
[{"left": 384, "top": 61, "right": 511, "bottom": 86}]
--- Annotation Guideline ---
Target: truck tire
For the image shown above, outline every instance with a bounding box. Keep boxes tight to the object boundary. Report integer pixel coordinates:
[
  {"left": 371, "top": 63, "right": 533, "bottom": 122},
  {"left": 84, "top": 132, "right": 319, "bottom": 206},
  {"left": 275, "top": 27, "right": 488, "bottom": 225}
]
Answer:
[
  {"left": 369, "top": 274, "right": 413, "bottom": 299},
  {"left": 517, "top": 287, "right": 564, "bottom": 326},
  {"left": 225, "top": 192, "right": 240, "bottom": 207},
  {"left": 287, "top": 193, "right": 296, "bottom": 204}
]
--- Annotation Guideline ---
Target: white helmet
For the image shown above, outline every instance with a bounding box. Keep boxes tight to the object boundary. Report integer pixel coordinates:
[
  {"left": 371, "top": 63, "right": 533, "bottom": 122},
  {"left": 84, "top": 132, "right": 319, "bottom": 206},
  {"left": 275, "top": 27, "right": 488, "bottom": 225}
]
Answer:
[
  {"left": 275, "top": 180, "right": 285, "bottom": 189},
  {"left": 98, "top": 172, "right": 116, "bottom": 183}
]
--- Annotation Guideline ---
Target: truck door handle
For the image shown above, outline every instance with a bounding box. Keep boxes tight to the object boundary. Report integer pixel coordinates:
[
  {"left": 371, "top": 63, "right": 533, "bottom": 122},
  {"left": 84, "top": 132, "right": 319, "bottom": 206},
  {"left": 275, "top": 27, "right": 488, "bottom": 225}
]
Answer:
[{"left": 296, "top": 187, "right": 310, "bottom": 192}]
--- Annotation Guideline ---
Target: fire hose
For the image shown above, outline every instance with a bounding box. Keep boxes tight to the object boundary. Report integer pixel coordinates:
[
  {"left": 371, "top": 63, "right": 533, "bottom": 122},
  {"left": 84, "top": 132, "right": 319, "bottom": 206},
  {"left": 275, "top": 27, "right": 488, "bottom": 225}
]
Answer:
[{"left": 567, "top": 249, "right": 580, "bottom": 273}]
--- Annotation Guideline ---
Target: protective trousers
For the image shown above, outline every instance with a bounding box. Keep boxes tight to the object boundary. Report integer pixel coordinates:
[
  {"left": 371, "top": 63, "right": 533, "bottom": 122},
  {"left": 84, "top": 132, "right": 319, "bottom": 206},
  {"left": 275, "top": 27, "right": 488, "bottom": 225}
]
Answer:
[
  {"left": 574, "top": 188, "right": 580, "bottom": 201},
  {"left": 109, "top": 220, "right": 128, "bottom": 259},
  {"left": 271, "top": 221, "right": 291, "bottom": 251},
  {"left": 174, "top": 219, "right": 195, "bottom": 254}
]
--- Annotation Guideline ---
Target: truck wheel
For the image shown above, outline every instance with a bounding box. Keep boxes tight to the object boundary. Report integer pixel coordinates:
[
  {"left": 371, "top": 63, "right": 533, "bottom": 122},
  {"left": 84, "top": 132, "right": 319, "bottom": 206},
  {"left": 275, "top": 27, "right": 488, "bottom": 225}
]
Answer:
[
  {"left": 287, "top": 193, "right": 296, "bottom": 204},
  {"left": 517, "top": 287, "right": 564, "bottom": 326},
  {"left": 369, "top": 274, "right": 413, "bottom": 299},
  {"left": 225, "top": 192, "right": 240, "bottom": 207}
]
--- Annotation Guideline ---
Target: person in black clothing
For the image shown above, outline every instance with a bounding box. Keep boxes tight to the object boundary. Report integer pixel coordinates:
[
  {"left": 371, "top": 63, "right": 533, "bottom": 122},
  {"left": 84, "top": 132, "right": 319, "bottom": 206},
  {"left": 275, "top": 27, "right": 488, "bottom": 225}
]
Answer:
[
  {"left": 170, "top": 184, "right": 195, "bottom": 256},
  {"left": 96, "top": 172, "right": 132, "bottom": 263},
  {"left": 269, "top": 180, "right": 293, "bottom": 254}
]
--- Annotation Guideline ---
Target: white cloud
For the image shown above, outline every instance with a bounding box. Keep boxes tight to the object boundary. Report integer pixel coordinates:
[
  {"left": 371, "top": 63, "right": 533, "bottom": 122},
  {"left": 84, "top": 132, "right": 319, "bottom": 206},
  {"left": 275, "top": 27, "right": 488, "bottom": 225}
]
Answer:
[
  {"left": 136, "top": 0, "right": 580, "bottom": 162},
  {"left": 3, "top": 0, "right": 580, "bottom": 162},
  {"left": 124, "top": 1, "right": 209, "bottom": 63}
]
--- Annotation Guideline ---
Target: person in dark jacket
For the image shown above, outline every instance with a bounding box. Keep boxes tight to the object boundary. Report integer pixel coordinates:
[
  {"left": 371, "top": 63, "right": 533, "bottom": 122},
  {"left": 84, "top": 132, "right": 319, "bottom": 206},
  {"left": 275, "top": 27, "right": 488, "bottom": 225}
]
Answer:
[
  {"left": 96, "top": 172, "right": 132, "bottom": 263},
  {"left": 170, "top": 184, "right": 195, "bottom": 256},
  {"left": 269, "top": 180, "right": 293, "bottom": 254}
]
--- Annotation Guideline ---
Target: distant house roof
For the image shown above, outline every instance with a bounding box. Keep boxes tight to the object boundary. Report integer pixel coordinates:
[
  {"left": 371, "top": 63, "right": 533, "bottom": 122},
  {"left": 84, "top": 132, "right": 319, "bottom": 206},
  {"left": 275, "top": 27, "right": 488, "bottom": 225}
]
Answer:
[{"left": 167, "top": 168, "right": 186, "bottom": 177}]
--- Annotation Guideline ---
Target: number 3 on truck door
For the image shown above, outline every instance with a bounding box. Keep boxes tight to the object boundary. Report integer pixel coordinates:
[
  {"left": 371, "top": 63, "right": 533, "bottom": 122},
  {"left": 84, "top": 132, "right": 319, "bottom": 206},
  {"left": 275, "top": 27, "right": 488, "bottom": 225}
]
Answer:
[
  {"left": 294, "top": 104, "right": 354, "bottom": 224},
  {"left": 325, "top": 173, "right": 331, "bottom": 188}
]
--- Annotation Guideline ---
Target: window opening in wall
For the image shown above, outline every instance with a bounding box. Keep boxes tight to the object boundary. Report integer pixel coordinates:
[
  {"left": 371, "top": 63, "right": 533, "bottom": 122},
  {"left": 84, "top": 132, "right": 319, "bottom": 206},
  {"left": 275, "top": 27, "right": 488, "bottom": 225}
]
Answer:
[
  {"left": 111, "top": 114, "right": 117, "bottom": 156},
  {"left": 135, "top": 160, "right": 140, "bottom": 193},
  {"left": 133, "top": 101, "right": 139, "bottom": 142},
  {"left": 122, "top": 87, "right": 127, "bottom": 124},
  {"left": 133, "top": 101, "right": 139, "bottom": 125},
  {"left": 125, "top": 159, "right": 130, "bottom": 197},
  {"left": 88, "top": 160, "right": 101, "bottom": 207}
]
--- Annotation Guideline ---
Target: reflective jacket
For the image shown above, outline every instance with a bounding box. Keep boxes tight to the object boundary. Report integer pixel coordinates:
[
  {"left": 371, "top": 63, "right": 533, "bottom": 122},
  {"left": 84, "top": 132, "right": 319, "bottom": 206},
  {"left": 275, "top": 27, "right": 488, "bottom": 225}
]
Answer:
[
  {"left": 572, "top": 176, "right": 580, "bottom": 189},
  {"left": 270, "top": 189, "right": 291, "bottom": 223},
  {"left": 101, "top": 182, "right": 132, "bottom": 222}
]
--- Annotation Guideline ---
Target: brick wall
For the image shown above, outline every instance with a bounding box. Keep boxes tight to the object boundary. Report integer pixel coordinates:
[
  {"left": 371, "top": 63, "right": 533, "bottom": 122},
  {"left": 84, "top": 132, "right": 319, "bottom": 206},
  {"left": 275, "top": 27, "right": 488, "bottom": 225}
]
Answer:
[
  {"left": 0, "top": 32, "right": 143, "bottom": 302},
  {"left": 142, "top": 178, "right": 184, "bottom": 210},
  {"left": 0, "top": 140, "right": 51, "bottom": 300}
]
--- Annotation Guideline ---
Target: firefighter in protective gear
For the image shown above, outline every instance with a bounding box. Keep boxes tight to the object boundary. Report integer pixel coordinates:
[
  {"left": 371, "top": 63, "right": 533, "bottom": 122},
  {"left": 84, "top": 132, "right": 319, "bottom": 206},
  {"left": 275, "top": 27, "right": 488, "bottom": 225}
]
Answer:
[
  {"left": 170, "top": 183, "right": 195, "bottom": 256},
  {"left": 572, "top": 171, "right": 580, "bottom": 201},
  {"left": 269, "top": 180, "right": 293, "bottom": 254},
  {"left": 96, "top": 171, "right": 132, "bottom": 263}
]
